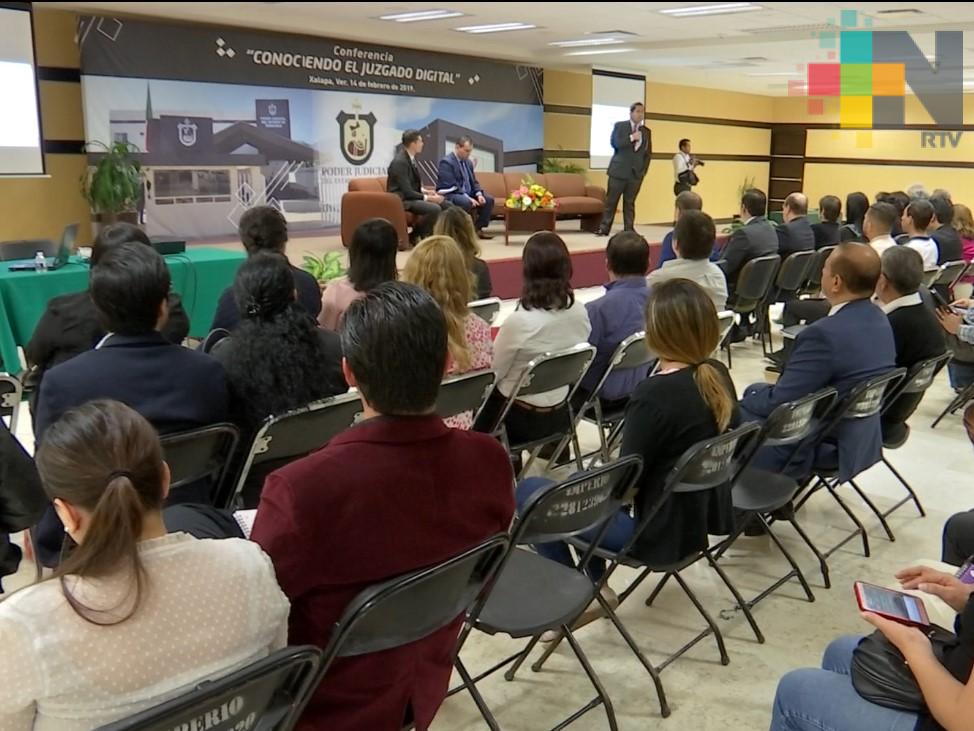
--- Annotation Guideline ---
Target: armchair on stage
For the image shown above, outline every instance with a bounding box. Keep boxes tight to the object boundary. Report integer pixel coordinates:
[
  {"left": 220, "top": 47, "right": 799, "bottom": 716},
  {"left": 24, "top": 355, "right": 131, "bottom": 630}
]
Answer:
[{"left": 340, "top": 172, "right": 605, "bottom": 247}]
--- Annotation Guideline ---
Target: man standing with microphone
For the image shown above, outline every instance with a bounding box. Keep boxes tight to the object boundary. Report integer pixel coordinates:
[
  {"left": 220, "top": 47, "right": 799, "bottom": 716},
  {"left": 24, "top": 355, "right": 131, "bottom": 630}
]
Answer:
[{"left": 597, "top": 102, "right": 651, "bottom": 236}]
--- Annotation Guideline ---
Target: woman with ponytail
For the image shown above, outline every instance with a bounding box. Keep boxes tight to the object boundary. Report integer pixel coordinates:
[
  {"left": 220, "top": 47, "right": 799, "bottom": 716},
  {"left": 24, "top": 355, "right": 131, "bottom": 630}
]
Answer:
[
  {"left": 515, "top": 278, "right": 739, "bottom": 584},
  {"left": 0, "top": 400, "right": 289, "bottom": 729}
]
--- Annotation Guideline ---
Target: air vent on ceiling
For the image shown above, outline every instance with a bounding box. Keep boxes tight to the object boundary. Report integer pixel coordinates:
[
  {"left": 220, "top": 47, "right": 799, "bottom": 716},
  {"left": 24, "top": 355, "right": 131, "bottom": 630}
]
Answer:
[
  {"left": 745, "top": 23, "right": 839, "bottom": 35},
  {"left": 875, "top": 8, "right": 924, "bottom": 15}
]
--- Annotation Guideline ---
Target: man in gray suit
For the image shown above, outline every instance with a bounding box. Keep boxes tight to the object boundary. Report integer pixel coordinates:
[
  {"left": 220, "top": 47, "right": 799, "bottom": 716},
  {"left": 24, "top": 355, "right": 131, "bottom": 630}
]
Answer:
[
  {"left": 723, "top": 188, "right": 779, "bottom": 341},
  {"left": 597, "top": 102, "right": 652, "bottom": 236}
]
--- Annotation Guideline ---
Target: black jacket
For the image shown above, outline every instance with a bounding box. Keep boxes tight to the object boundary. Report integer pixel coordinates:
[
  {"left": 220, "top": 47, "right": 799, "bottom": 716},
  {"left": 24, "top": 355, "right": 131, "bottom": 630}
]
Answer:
[
  {"left": 777, "top": 216, "right": 816, "bottom": 259},
  {"left": 722, "top": 217, "right": 779, "bottom": 290},
  {"left": 211, "top": 265, "right": 321, "bottom": 332},
  {"left": 606, "top": 120, "right": 651, "bottom": 181},
  {"left": 387, "top": 149, "right": 425, "bottom": 202},
  {"left": 0, "top": 421, "right": 45, "bottom": 534},
  {"left": 811, "top": 221, "right": 841, "bottom": 250},
  {"left": 933, "top": 224, "right": 964, "bottom": 264}
]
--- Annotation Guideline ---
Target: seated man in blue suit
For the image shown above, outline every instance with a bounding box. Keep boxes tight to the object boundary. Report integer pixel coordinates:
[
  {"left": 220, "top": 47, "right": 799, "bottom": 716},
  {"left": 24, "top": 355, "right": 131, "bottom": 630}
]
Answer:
[
  {"left": 34, "top": 241, "right": 229, "bottom": 565},
  {"left": 741, "top": 243, "right": 895, "bottom": 483},
  {"left": 436, "top": 135, "right": 494, "bottom": 240}
]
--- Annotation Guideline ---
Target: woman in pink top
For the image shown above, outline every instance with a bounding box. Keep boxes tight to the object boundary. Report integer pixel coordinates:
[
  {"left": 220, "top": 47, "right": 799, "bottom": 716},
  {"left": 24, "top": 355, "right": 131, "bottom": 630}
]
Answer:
[
  {"left": 953, "top": 203, "right": 974, "bottom": 293},
  {"left": 402, "top": 235, "right": 493, "bottom": 429},
  {"left": 319, "top": 219, "right": 399, "bottom": 330}
]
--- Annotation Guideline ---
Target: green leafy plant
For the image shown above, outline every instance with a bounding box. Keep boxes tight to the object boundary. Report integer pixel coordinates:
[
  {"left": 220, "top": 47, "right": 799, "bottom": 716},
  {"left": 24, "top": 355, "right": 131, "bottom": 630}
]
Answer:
[
  {"left": 81, "top": 140, "right": 144, "bottom": 215},
  {"left": 540, "top": 157, "right": 585, "bottom": 175},
  {"left": 302, "top": 251, "right": 346, "bottom": 285},
  {"left": 722, "top": 176, "right": 759, "bottom": 233}
]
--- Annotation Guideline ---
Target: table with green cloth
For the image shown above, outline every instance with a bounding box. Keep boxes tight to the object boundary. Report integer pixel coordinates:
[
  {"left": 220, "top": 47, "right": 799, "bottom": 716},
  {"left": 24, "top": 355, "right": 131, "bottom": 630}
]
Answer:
[{"left": 0, "top": 247, "right": 246, "bottom": 374}]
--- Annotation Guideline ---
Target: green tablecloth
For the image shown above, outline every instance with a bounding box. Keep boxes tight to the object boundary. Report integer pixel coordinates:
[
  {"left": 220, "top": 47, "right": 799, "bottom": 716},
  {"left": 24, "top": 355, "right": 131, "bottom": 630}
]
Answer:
[{"left": 0, "top": 247, "right": 246, "bottom": 374}]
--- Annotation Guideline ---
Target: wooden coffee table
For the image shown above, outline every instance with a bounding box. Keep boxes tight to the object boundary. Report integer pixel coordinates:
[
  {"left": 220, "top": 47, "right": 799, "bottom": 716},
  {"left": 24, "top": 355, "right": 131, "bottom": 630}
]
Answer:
[{"left": 502, "top": 207, "right": 556, "bottom": 246}]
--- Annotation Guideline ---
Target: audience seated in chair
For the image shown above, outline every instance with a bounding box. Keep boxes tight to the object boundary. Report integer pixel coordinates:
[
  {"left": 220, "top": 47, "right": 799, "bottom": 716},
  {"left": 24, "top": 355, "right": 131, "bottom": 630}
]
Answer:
[
  {"left": 575, "top": 231, "right": 651, "bottom": 414},
  {"left": 930, "top": 192, "right": 963, "bottom": 265},
  {"left": 776, "top": 192, "right": 816, "bottom": 259},
  {"left": 26, "top": 223, "right": 190, "bottom": 416},
  {"left": 210, "top": 206, "right": 322, "bottom": 331},
  {"left": 210, "top": 251, "right": 347, "bottom": 505},
  {"left": 319, "top": 218, "right": 399, "bottom": 331},
  {"left": 0, "top": 400, "right": 288, "bottom": 730},
  {"left": 33, "top": 242, "right": 229, "bottom": 566},
  {"left": 0, "top": 420, "right": 44, "bottom": 591},
  {"left": 811, "top": 195, "right": 842, "bottom": 250},
  {"left": 387, "top": 129, "right": 449, "bottom": 245},
  {"left": 435, "top": 135, "right": 494, "bottom": 240},
  {"left": 865, "top": 201, "right": 900, "bottom": 257},
  {"left": 518, "top": 278, "right": 738, "bottom": 585},
  {"left": 902, "top": 199, "right": 940, "bottom": 270},
  {"left": 402, "top": 235, "right": 493, "bottom": 429},
  {"left": 649, "top": 209, "right": 728, "bottom": 309},
  {"left": 656, "top": 190, "right": 704, "bottom": 267},
  {"left": 936, "top": 296, "right": 974, "bottom": 392},
  {"left": 741, "top": 243, "right": 896, "bottom": 481},
  {"left": 875, "top": 246, "right": 946, "bottom": 444},
  {"left": 840, "top": 191, "right": 869, "bottom": 243},
  {"left": 723, "top": 188, "right": 778, "bottom": 340},
  {"left": 251, "top": 282, "right": 514, "bottom": 731},
  {"left": 474, "top": 231, "right": 591, "bottom": 447},
  {"left": 433, "top": 205, "right": 493, "bottom": 299}
]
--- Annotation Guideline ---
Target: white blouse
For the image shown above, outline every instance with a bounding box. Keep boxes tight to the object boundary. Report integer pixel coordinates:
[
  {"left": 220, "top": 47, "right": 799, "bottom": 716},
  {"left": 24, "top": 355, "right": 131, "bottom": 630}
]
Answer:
[
  {"left": 0, "top": 533, "right": 289, "bottom": 731},
  {"left": 492, "top": 300, "right": 592, "bottom": 407}
]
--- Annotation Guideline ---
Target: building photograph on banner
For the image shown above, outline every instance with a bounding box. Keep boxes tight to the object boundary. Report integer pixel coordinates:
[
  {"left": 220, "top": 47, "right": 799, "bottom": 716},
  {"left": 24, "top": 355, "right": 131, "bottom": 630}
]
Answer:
[{"left": 78, "top": 14, "right": 543, "bottom": 239}]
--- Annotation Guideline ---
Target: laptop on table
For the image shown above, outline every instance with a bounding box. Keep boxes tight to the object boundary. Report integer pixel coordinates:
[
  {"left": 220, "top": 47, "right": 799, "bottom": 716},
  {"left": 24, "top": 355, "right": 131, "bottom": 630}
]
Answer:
[{"left": 8, "top": 223, "right": 79, "bottom": 271}]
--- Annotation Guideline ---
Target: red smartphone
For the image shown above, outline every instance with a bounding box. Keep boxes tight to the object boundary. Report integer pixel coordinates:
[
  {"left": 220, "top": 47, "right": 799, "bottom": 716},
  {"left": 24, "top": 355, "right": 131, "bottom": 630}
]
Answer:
[{"left": 854, "top": 581, "right": 931, "bottom": 627}]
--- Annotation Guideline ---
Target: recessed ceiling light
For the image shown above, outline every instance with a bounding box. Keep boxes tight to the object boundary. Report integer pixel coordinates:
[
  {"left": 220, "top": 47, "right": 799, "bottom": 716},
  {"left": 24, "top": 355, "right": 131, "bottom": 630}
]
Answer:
[
  {"left": 378, "top": 9, "right": 464, "bottom": 22},
  {"left": 564, "top": 48, "right": 635, "bottom": 56},
  {"left": 660, "top": 3, "right": 763, "bottom": 18},
  {"left": 455, "top": 22, "right": 536, "bottom": 34},
  {"left": 550, "top": 38, "right": 625, "bottom": 47}
]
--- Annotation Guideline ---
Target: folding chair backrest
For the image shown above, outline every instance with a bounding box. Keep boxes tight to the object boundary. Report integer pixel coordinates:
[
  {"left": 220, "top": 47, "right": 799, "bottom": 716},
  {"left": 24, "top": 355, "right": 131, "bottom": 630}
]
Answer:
[
  {"left": 587, "top": 332, "right": 653, "bottom": 399},
  {"left": 160, "top": 423, "right": 240, "bottom": 499},
  {"left": 884, "top": 352, "right": 951, "bottom": 403},
  {"left": 668, "top": 422, "right": 760, "bottom": 494},
  {"left": 514, "top": 456, "right": 643, "bottom": 546},
  {"left": 511, "top": 343, "right": 596, "bottom": 399},
  {"left": 801, "top": 246, "right": 835, "bottom": 294},
  {"left": 435, "top": 369, "right": 496, "bottom": 422},
  {"left": 775, "top": 250, "right": 816, "bottom": 293},
  {"left": 468, "top": 297, "right": 502, "bottom": 325},
  {"left": 94, "top": 645, "right": 325, "bottom": 731},
  {"left": 760, "top": 387, "right": 838, "bottom": 448},
  {"left": 0, "top": 375, "right": 22, "bottom": 428},
  {"left": 936, "top": 260, "right": 968, "bottom": 287},
  {"left": 201, "top": 328, "right": 231, "bottom": 354},
  {"left": 717, "top": 311, "right": 735, "bottom": 342},
  {"left": 734, "top": 254, "right": 781, "bottom": 310},
  {"left": 321, "top": 535, "right": 509, "bottom": 668},
  {"left": 841, "top": 369, "right": 907, "bottom": 420}
]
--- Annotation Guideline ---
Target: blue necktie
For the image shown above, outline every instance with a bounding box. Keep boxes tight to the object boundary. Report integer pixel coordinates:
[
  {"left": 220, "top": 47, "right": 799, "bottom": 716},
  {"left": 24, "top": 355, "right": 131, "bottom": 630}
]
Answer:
[{"left": 460, "top": 157, "right": 471, "bottom": 195}]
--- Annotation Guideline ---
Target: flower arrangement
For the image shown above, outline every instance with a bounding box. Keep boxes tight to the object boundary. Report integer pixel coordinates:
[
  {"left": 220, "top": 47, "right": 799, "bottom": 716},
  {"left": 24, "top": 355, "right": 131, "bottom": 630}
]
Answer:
[{"left": 505, "top": 176, "right": 556, "bottom": 211}]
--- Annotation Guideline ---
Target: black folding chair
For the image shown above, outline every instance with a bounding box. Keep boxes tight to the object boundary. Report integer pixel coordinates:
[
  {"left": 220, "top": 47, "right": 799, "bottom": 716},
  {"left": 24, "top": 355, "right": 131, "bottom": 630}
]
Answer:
[
  {"left": 94, "top": 645, "right": 325, "bottom": 731},
  {"left": 0, "top": 374, "right": 23, "bottom": 434},
  {"left": 573, "top": 331, "right": 654, "bottom": 465},
  {"left": 879, "top": 352, "right": 952, "bottom": 521},
  {"left": 532, "top": 423, "right": 761, "bottom": 719},
  {"left": 468, "top": 297, "right": 502, "bottom": 325},
  {"left": 484, "top": 343, "right": 596, "bottom": 478},
  {"left": 932, "top": 376, "right": 974, "bottom": 429},
  {"left": 714, "top": 388, "right": 839, "bottom": 611},
  {"left": 201, "top": 328, "right": 231, "bottom": 354},
  {"left": 453, "top": 457, "right": 643, "bottom": 730},
  {"left": 797, "top": 246, "right": 835, "bottom": 298},
  {"left": 793, "top": 369, "right": 907, "bottom": 558},
  {"left": 934, "top": 260, "right": 969, "bottom": 291},
  {"left": 759, "top": 250, "right": 816, "bottom": 356},
  {"left": 435, "top": 369, "right": 496, "bottom": 425},
  {"left": 220, "top": 392, "right": 363, "bottom": 508},
  {"left": 722, "top": 254, "right": 780, "bottom": 368},
  {"left": 160, "top": 423, "right": 240, "bottom": 504}
]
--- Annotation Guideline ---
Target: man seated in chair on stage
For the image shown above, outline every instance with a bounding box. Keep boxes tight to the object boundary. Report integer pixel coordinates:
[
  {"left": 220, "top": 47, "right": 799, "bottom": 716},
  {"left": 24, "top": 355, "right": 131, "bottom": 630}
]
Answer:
[
  {"left": 740, "top": 243, "right": 895, "bottom": 482},
  {"left": 436, "top": 135, "right": 494, "bottom": 240},
  {"left": 251, "top": 282, "right": 514, "bottom": 731}
]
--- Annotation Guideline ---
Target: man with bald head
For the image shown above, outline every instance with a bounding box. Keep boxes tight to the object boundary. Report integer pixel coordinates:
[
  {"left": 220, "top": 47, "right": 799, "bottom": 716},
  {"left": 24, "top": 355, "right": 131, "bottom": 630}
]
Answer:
[
  {"left": 742, "top": 243, "right": 896, "bottom": 480},
  {"left": 776, "top": 192, "right": 815, "bottom": 259}
]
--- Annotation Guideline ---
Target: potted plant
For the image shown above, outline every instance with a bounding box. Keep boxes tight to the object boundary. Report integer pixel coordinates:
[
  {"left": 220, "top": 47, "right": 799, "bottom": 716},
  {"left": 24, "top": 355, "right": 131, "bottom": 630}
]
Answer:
[
  {"left": 81, "top": 140, "right": 144, "bottom": 231},
  {"left": 540, "top": 156, "right": 585, "bottom": 175},
  {"left": 722, "top": 175, "right": 758, "bottom": 233},
  {"left": 302, "top": 251, "right": 346, "bottom": 290}
]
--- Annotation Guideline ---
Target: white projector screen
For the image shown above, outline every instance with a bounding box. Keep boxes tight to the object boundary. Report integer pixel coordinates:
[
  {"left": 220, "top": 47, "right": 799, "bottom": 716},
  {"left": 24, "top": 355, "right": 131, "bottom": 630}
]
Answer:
[
  {"left": 0, "top": 4, "right": 44, "bottom": 176},
  {"left": 590, "top": 71, "right": 645, "bottom": 170}
]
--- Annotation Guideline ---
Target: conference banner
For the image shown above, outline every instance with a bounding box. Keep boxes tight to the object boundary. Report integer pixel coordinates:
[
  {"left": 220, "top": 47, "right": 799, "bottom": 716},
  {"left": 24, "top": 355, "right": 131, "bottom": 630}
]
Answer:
[{"left": 78, "top": 15, "right": 543, "bottom": 238}]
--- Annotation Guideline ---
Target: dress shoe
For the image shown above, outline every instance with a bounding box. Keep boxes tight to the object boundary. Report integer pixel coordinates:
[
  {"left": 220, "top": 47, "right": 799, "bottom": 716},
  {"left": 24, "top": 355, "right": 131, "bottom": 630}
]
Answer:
[
  {"left": 476, "top": 230, "right": 494, "bottom": 240},
  {"left": 595, "top": 229, "right": 609, "bottom": 237}
]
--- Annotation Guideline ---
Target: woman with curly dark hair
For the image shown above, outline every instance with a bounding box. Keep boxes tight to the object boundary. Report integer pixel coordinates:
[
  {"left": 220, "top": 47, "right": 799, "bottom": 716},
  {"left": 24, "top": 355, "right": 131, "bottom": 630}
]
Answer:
[
  {"left": 474, "top": 231, "right": 590, "bottom": 446},
  {"left": 212, "top": 252, "right": 347, "bottom": 504}
]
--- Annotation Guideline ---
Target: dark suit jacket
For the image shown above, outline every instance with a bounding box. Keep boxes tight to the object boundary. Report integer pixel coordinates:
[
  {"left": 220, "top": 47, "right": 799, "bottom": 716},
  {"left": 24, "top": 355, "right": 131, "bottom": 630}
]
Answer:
[
  {"left": 211, "top": 265, "right": 322, "bottom": 331},
  {"left": 933, "top": 224, "right": 964, "bottom": 264},
  {"left": 722, "top": 217, "right": 779, "bottom": 290},
  {"left": 435, "top": 152, "right": 483, "bottom": 198},
  {"left": 882, "top": 300, "right": 947, "bottom": 442},
  {"left": 741, "top": 298, "right": 896, "bottom": 481},
  {"left": 251, "top": 414, "right": 515, "bottom": 731},
  {"left": 811, "top": 221, "right": 841, "bottom": 250},
  {"left": 606, "top": 120, "right": 651, "bottom": 181},
  {"left": 0, "top": 421, "right": 44, "bottom": 535},
  {"left": 387, "top": 149, "right": 424, "bottom": 202},
  {"left": 777, "top": 216, "right": 816, "bottom": 259}
]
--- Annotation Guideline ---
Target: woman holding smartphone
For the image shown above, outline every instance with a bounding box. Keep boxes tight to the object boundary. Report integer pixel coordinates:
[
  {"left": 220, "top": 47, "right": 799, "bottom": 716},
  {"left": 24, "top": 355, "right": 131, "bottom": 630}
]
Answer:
[{"left": 769, "top": 566, "right": 974, "bottom": 731}]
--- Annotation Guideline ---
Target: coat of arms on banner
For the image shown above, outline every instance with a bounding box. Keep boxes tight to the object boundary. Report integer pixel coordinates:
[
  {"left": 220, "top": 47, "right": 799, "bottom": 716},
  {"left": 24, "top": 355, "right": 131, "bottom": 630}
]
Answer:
[
  {"left": 336, "top": 107, "right": 377, "bottom": 165},
  {"left": 177, "top": 118, "right": 198, "bottom": 147}
]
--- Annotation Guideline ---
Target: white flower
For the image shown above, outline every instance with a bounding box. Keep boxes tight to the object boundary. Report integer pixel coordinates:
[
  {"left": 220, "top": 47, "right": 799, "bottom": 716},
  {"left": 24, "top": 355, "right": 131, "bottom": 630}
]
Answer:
[{"left": 522, "top": 195, "right": 532, "bottom": 207}]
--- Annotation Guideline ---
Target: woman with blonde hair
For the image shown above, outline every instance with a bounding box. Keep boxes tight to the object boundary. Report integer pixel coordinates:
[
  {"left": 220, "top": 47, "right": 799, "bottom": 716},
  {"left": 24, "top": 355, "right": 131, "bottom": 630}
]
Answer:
[
  {"left": 402, "top": 235, "right": 493, "bottom": 428},
  {"left": 516, "top": 277, "right": 739, "bottom": 582},
  {"left": 433, "top": 206, "right": 493, "bottom": 299}
]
